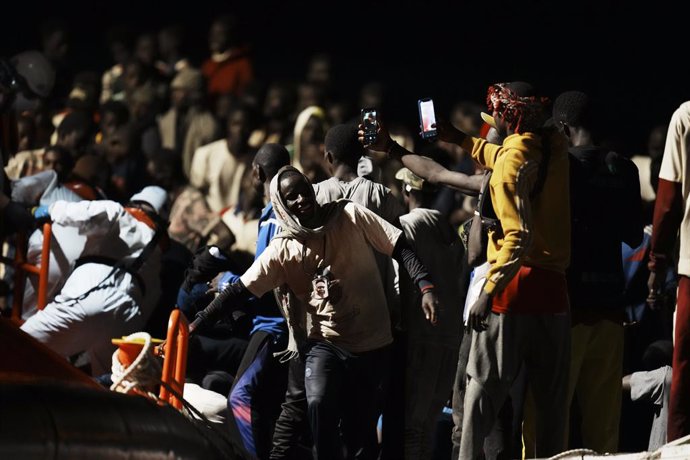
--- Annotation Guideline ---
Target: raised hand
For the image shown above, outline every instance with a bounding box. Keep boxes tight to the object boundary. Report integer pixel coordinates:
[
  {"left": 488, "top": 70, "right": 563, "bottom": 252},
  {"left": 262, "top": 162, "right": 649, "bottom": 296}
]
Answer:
[{"left": 357, "top": 114, "right": 393, "bottom": 152}]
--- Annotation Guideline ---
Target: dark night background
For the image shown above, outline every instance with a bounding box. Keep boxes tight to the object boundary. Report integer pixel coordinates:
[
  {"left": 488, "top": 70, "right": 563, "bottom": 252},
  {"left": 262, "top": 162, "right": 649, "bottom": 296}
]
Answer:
[{"left": 0, "top": 0, "right": 686, "bottom": 154}]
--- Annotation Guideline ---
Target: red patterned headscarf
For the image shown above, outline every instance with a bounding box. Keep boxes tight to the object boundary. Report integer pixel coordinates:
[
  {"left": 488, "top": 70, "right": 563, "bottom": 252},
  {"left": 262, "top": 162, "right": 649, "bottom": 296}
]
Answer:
[{"left": 486, "top": 83, "right": 550, "bottom": 133}]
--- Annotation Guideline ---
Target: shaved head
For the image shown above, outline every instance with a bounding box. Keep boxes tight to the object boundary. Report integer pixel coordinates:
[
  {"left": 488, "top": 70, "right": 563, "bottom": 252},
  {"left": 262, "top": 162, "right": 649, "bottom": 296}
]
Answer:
[{"left": 253, "top": 143, "right": 291, "bottom": 180}]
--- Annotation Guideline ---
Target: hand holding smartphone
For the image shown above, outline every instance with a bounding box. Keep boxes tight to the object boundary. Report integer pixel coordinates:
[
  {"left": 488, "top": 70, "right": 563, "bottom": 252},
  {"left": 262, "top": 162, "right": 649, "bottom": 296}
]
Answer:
[
  {"left": 361, "top": 108, "right": 378, "bottom": 146},
  {"left": 418, "top": 98, "right": 437, "bottom": 141}
]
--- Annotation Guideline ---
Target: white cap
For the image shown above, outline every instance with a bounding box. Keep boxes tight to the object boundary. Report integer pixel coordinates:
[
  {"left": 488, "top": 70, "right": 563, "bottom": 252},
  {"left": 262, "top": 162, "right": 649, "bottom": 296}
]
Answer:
[{"left": 129, "top": 186, "right": 167, "bottom": 215}]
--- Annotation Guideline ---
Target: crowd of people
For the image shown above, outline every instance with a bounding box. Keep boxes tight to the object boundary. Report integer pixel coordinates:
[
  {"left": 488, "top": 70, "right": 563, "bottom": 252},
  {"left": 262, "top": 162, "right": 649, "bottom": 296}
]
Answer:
[{"left": 0, "top": 12, "right": 687, "bottom": 460}]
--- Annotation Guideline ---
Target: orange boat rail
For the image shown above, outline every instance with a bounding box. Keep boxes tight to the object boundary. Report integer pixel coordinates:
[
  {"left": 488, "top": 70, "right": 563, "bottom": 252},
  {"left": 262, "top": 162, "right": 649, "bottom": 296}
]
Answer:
[
  {"left": 158, "top": 309, "right": 189, "bottom": 410},
  {"left": 0, "top": 223, "right": 52, "bottom": 324}
]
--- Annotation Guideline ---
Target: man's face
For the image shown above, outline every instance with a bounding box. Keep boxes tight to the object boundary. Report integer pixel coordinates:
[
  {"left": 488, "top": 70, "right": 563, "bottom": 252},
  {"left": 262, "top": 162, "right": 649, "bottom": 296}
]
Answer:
[
  {"left": 485, "top": 126, "right": 505, "bottom": 145},
  {"left": 492, "top": 110, "right": 510, "bottom": 139},
  {"left": 58, "top": 130, "right": 85, "bottom": 151},
  {"left": 209, "top": 23, "right": 230, "bottom": 54},
  {"left": 135, "top": 35, "right": 157, "bottom": 65},
  {"left": 227, "top": 110, "right": 252, "bottom": 146},
  {"left": 124, "top": 63, "right": 143, "bottom": 91},
  {"left": 101, "top": 112, "right": 119, "bottom": 138},
  {"left": 104, "top": 132, "right": 130, "bottom": 162},
  {"left": 279, "top": 172, "right": 316, "bottom": 222},
  {"left": 43, "top": 149, "right": 62, "bottom": 173},
  {"left": 171, "top": 88, "right": 188, "bottom": 109},
  {"left": 301, "top": 116, "right": 324, "bottom": 147}
]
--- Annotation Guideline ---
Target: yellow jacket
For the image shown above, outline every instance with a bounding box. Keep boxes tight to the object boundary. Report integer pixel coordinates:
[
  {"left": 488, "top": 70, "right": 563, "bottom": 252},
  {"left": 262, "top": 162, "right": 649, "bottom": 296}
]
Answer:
[{"left": 461, "top": 131, "right": 571, "bottom": 296}]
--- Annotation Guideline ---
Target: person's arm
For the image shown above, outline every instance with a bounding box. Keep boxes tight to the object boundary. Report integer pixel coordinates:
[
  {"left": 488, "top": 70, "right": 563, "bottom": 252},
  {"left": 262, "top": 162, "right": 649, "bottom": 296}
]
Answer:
[
  {"left": 49, "top": 200, "right": 126, "bottom": 237},
  {"left": 628, "top": 367, "right": 670, "bottom": 405},
  {"left": 357, "top": 118, "right": 482, "bottom": 195},
  {"left": 391, "top": 235, "right": 438, "bottom": 324},
  {"left": 482, "top": 169, "right": 535, "bottom": 296},
  {"left": 190, "top": 240, "right": 287, "bottom": 332},
  {"left": 647, "top": 178, "right": 683, "bottom": 309},
  {"left": 648, "top": 109, "right": 687, "bottom": 308},
  {"left": 466, "top": 155, "right": 537, "bottom": 331},
  {"left": 393, "top": 150, "right": 484, "bottom": 196},
  {"left": 351, "top": 203, "right": 439, "bottom": 323},
  {"left": 188, "top": 279, "right": 252, "bottom": 333}
]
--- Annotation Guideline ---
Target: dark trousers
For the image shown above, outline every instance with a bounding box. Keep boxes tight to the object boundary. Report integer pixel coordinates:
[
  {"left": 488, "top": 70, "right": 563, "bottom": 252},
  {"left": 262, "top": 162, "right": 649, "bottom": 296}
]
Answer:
[
  {"left": 380, "top": 330, "right": 406, "bottom": 460},
  {"left": 271, "top": 355, "right": 312, "bottom": 460},
  {"left": 669, "top": 275, "right": 690, "bottom": 441},
  {"left": 228, "top": 331, "right": 287, "bottom": 460},
  {"left": 305, "top": 341, "right": 390, "bottom": 460}
]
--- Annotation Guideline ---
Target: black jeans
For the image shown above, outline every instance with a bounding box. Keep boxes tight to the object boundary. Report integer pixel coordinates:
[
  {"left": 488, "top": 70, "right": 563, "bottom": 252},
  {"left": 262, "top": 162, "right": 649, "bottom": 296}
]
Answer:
[
  {"left": 305, "top": 341, "right": 390, "bottom": 460},
  {"left": 271, "top": 355, "right": 312, "bottom": 460},
  {"left": 380, "top": 330, "right": 406, "bottom": 460}
]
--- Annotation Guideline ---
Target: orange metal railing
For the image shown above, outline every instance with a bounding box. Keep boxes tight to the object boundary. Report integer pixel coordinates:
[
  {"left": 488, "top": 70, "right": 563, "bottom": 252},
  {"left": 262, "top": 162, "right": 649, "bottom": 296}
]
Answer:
[
  {"left": 158, "top": 309, "right": 189, "bottom": 410},
  {"left": 0, "top": 223, "right": 51, "bottom": 324}
]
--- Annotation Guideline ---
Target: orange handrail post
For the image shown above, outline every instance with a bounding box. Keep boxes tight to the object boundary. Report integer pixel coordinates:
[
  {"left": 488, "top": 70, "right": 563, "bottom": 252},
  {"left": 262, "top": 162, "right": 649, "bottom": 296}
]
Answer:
[
  {"left": 8, "top": 223, "right": 51, "bottom": 323},
  {"left": 36, "top": 222, "right": 52, "bottom": 310},
  {"left": 159, "top": 309, "right": 189, "bottom": 410}
]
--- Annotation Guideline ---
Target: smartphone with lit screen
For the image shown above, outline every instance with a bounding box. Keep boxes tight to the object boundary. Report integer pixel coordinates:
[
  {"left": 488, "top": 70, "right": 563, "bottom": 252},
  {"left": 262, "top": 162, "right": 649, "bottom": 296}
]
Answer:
[
  {"left": 418, "top": 98, "right": 437, "bottom": 140},
  {"left": 361, "top": 107, "right": 378, "bottom": 146}
]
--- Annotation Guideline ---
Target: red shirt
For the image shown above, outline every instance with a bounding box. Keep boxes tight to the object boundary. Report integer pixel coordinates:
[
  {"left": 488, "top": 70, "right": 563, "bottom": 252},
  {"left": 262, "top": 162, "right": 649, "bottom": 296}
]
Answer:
[
  {"left": 491, "top": 265, "right": 569, "bottom": 314},
  {"left": 201, "top": 49, "right": 253, "bottom": 97}
]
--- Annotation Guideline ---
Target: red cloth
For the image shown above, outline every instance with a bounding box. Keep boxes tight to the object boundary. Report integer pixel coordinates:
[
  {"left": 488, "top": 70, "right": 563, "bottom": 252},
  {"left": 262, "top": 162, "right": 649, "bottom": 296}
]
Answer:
[
  {"left": 669, "top": 275, "right": 690, "bottom": 441},
  {"left": 491, "top": 265, "right": 569, "bottom": 314},
  {"left": 201, "top": 50, "right": 253, "bottom": 97}
]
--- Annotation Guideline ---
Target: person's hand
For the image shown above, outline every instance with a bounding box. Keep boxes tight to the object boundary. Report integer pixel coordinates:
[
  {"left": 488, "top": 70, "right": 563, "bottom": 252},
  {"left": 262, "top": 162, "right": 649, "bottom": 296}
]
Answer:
[
  {"left": 182, "top": 245, "right": 234, "bottom": 291},
  {"left": 31, "top": 205, "right": 51, "bottom": 222},
  {"left": 421, "top": 290, "right": 439, "bottom": 325},
  {"left": 467, "top": 290, "right": 492, "bottom": 332},
  {"left": 647, "top": 271, "right": 665, "bottom": 310},
  {"left": 357, "top": 116, "right": 393, "bottom": 152}
]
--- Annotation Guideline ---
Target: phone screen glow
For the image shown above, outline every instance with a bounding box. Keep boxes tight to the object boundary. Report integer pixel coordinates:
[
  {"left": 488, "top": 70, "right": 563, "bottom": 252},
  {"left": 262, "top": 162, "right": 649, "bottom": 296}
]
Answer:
[
  {"left": 421, "top": 100, "right": 436, "bottom": 133},
  {"left": 363, "top": 110, "right": 377, "bottom": 126}
]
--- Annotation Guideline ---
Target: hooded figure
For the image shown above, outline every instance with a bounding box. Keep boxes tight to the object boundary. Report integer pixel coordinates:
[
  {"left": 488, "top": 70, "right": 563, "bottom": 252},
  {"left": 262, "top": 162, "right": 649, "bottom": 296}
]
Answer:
[{"left": 190, "top": 165, "right": 438, "bottom": 459}]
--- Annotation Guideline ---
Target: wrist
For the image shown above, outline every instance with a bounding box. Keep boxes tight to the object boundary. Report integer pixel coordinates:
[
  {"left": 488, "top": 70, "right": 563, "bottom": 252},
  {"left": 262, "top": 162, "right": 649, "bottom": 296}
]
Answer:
[
  {"left": 648, "top": 253, "right": 668, "bottom": 274},
  {"left": 420, "top": 283, "right": 435, "bottom": 295}
]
